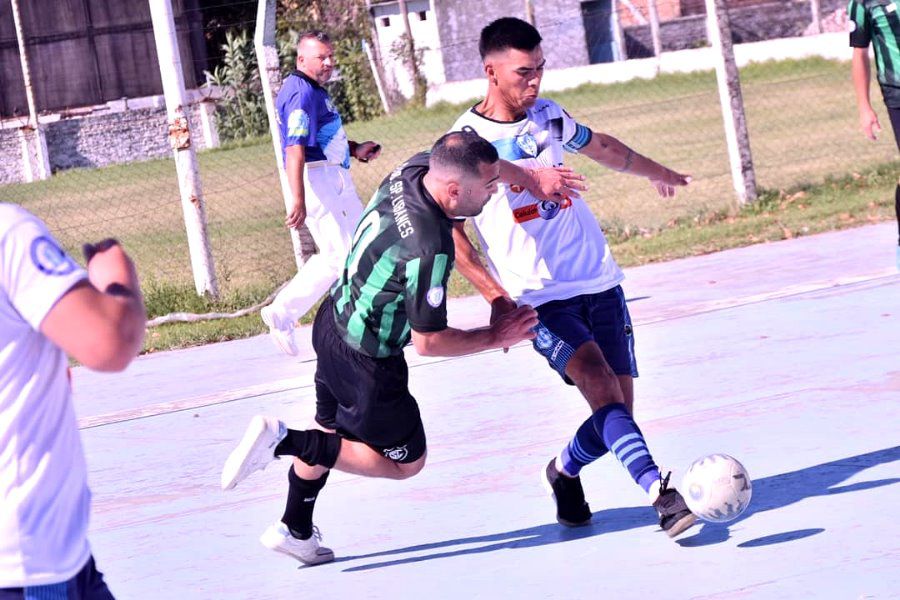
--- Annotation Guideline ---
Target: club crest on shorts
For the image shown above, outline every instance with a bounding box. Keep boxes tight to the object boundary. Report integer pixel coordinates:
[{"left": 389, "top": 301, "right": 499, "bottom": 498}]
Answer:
[
  {"left": 30, "top": 236, "right": 76, "bottom": 276},
  {"left": 534, "top": 324, "right": 554, "bottom": 350},
  {"left": 426, "top": 285, "right": 444, "bottom": 308},
  {"left": 383, "top": 445, "right": 408, "bottom": 461},
  {"left": 537, "top": 200, "right": 561, "bottom": 220},
  {"left": 516, "top": 133, "right": 538, "bottom": 157}
]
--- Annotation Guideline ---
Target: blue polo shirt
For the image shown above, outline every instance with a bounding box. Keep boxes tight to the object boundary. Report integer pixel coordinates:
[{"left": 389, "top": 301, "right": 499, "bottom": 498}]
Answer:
[{"left": 276, "top": 71, "right": 351, "bottom": 168}]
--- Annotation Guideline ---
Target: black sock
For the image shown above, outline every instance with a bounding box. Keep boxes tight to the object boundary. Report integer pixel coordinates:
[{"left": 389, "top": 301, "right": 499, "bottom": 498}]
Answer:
[
  {"left": 274, "top": 428, "right": 342, "bottom": 469},
  {"left": 281, "top": 467, "right": 329, "bottom": 540},
  {"left": 895, "top": 183, "right": 899, "bottom": 246}
]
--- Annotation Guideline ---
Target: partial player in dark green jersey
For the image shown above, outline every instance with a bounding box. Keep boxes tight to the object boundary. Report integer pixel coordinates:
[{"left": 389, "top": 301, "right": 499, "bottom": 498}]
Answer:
[
  {"left": 221, "top": 130, "right": 545, "bottom": 565},
  {"left": 848, "top": 0, "right": 900, "bottom": 266}
]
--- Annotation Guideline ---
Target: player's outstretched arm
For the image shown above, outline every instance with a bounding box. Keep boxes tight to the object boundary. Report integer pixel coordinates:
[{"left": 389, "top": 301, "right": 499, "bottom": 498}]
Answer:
[
  {"left": 41, "top": 241, "right": 146, "bottom": 372},
  {"left": 580, "top": 132, "right": 691, "bottom": 198},
  {"left": 851, "top": 48, "right": 881, "bottom": 140},
  {"left": 410, "top": 305, "right": 538, "bottom": 357},
  {"left": 497, "top": 160, "right": 586, "bottom": 200}
]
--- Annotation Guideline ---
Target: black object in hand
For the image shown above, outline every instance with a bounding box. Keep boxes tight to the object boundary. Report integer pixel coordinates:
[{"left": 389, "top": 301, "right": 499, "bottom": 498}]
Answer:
[{"left": 82, "top": 238, "right": 119, "bottom": 263}]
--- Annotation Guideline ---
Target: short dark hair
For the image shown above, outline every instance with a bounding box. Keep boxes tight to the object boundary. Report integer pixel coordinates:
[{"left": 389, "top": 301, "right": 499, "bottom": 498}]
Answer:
[
  {"left": 298, "top": 30, "right": 331, "bottom": 46},
  {"left": 429, "top": 128, "right": 499, "bottom": 176},
  {"left": 479, "top": 17, "right": 542, "bottom": 59}
]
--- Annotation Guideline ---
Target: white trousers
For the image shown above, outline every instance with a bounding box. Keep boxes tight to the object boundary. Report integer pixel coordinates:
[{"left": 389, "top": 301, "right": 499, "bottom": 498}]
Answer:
[{"left": 271, "top": 164, "right": 363, "bottom": 323}]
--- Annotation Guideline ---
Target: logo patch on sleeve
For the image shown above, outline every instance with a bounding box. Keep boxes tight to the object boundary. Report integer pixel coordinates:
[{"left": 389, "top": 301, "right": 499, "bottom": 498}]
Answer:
[
  {"left": 426, "top": 286, "right": 444, "bottom": 308},
  {"left": 287, "top": 109, "right": 309, "bottom": 138},
  {"left": 30, "top": 236, "right": 76, "bottom": 276}
]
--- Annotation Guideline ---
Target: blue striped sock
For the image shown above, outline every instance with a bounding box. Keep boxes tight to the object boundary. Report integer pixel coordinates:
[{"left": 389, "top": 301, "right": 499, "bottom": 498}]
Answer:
[
  {"left": 559, "top": 415, "right": 609, "bottom": 477},
  {"left": 597, "top": 403, "right": 660, "bottom": 493}
]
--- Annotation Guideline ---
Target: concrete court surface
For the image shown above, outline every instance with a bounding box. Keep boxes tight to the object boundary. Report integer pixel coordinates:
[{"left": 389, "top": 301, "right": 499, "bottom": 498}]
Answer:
[{"left": 72, "top": 223, "right": 899, "bottom": 600}]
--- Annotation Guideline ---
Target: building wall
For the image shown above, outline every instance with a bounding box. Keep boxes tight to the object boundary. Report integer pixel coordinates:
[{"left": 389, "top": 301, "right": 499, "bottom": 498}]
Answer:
[
  {"left": 434, "top": 0, "right": 591, "bottom": 83},
  {"left": 371, "top": 0, "right": 445, "bottom": 99},
  {"left": 622, "top": 0, "right": 843, "bottom": 57},
  {"left": 0, "top": 103, "right": 210, "bottom": 185},
  {"left": 618, "top": 0, "right": 684, "bottom": 28}
]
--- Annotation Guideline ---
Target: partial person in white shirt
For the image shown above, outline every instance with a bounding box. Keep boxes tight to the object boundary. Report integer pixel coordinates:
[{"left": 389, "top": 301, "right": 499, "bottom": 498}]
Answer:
[
  {"left": 450, "top": 18, "right": 697, "bottom": 539},
  {"left": 0, "top": 205, "right": 145, "bottom": 599}
]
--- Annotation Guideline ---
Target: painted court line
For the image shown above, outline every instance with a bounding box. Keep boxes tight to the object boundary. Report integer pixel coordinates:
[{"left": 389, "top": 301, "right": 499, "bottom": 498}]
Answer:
[{"left": 77, "top": 269, "right": 896, "bottom": 431}]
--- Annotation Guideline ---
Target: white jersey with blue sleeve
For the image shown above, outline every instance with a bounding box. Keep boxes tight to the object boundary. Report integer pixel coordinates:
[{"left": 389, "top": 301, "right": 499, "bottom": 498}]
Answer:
[{"left": 451, "top": 98, "right": 624, "bottom": 308}]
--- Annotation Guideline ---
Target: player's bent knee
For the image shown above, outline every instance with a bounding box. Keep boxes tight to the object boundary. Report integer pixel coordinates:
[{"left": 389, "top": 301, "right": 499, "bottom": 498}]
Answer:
[{"left": 393, "top": 454, "right": 427, "bottom": 479}]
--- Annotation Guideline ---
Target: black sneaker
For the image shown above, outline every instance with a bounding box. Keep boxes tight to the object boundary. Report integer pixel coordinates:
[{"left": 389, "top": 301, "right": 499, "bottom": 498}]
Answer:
[
  {"left": 542, "top": 459, "right": 592, "bottom": 527},
  {"left": 653, "top": 471, "right": 697, "bottom": 538}
]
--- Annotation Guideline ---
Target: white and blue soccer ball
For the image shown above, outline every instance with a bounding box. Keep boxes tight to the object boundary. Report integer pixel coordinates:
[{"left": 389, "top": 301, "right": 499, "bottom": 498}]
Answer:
[{"left": 681, "top": 454, "right": 752, "bottom": 523}]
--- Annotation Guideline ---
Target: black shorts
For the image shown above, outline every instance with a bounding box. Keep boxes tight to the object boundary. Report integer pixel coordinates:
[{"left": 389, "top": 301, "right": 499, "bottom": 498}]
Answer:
[
  {"left": 311, "top": 297, "right": 426, "bottom": 463},
  {"left": 888, "top": 105, "right": 900, "bottom": 152}
]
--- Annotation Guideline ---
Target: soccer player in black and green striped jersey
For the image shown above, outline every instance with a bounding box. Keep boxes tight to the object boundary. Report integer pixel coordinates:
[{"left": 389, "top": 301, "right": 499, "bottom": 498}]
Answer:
[
  {"left": 848, "top": 0, "right": 900, "bottom": 267},
  {"left": 221, "top": 130, "right": 550, "bottom": 564}
]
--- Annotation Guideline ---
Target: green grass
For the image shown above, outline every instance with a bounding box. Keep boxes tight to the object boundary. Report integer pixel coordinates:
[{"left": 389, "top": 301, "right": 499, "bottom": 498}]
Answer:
[
  {"left": 1, "top": 56, "right": 896, "bottom": 352},
  {"left": 145, "top": 159, "right": 897, "bottom": 353}
]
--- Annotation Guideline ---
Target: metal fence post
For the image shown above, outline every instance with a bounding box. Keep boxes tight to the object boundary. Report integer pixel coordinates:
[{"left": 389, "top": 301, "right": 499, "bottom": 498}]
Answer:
[
  {"left": 705, "top": 0, "right": 757, "bottom": 205},
  {"left": 149, "top": 0, "right": 219, "bottom": 298},
  {"left": 10, "top": 0, "right": 50, "bottom": 182}
]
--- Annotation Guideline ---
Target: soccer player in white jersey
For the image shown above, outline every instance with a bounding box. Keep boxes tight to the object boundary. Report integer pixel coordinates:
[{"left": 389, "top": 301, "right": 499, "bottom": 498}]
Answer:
[
  {"left": 0, "top": 205, "right": 145, "bottom": 599},
  {"left": 451, "top": 17, "right": 696, "bottom": 538}
]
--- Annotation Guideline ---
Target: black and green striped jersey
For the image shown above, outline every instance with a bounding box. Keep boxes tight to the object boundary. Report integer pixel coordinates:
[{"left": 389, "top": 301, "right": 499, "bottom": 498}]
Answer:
[
  {"left": 330, "top": 152, "right": 455, "bottom": 358},
  {"left": 849, "top": 0, "right": 900, "bottom": 106}
]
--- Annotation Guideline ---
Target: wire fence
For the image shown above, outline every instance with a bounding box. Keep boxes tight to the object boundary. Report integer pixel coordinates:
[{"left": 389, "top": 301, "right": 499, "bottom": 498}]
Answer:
[{"left": 0, "top": 0, "right": 897, "bottom": 314}]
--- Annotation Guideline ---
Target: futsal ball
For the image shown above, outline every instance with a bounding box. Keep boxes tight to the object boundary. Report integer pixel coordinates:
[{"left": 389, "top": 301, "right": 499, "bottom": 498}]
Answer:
[{"left": 681, "top": 454, "right": 752, "bottom": 523}]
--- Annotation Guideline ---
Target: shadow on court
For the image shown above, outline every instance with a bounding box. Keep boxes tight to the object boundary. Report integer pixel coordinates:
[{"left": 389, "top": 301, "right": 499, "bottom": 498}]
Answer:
[
  {"left": 677, "top": 445, "right": 900, "bottom": 548},
  {"left": 336, "top": 446, "right": 900, "bottom": 571}
]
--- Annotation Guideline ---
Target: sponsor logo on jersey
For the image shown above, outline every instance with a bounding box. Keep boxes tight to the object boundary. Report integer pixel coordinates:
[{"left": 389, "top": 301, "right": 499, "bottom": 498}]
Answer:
[
  {"left": 30, "top": 236, "right": 76, "bottom": 276},
  {"left": 287, "top": 108, "right": 309, "bottom": 138},
  {"left": 383, "top": 445, "right": 409, "bottom": 461},
  {"left": 512, "top": 197, "right": 573, "bottom": 223},
  {"left": 427, "top": 285, "right": 444, "bottom": 308},
  {"left": 515, "top": 133, "right": 538, "bottom": 157}
]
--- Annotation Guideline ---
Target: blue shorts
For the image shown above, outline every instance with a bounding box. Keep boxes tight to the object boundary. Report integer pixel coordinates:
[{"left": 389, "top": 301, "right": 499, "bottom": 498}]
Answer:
[
  {"left": 531, "top": 286, "right": 638, "bottom": 384},
  {"left": 0, "top": 556, "right": 114, "bottom": 600}
]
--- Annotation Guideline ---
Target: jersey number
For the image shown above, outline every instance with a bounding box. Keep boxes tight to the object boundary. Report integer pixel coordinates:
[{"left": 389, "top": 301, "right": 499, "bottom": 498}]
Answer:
[{"left": 346, "top": 210, "right": 381, "bottom": 281}]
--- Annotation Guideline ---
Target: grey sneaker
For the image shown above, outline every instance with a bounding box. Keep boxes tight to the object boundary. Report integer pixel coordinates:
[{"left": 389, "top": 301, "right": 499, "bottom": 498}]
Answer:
[
  {"left": 221, "top": 416, "right": 287, "bottom": 491},
  {"left": 260, "top": 522, "right": 335, "bottom": 566},
  {"left": 653, "top": 471, "right": 697, "bottom": 538}
]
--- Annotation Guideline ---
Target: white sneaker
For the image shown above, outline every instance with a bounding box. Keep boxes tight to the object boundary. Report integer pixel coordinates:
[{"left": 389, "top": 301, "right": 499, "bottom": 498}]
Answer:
[
  {"left": 260, "top": 305, "right": 299, "bottom": 356},
  {"left": 260, "top": 522, "right": 335, "bottom": 565},
  {"left": 221, "top": 416, "right": 287, "bottom": 491}
]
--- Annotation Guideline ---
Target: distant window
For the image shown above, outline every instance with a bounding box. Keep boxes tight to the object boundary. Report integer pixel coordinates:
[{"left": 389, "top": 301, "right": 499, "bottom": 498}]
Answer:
[
  {"left": 381, "top": 16, "right": 390, "bottom": 27},
  {"left": 417, "top": 11, "right": 427, "bottom": 20}
]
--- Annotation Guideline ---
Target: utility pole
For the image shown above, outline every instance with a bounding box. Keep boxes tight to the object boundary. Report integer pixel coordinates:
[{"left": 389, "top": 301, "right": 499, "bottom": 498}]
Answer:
[
  {"left": 10, "top": 0, "right": 50, "bottom": 182},
  {"left": 705, "top": 0, "right": 757, "bottom": 204},
  {"left": 398, "top": 0, "right": 426, "bottom": 104},
  {"left": 149, "top": 0, "right": 219, "bottom": 297}
]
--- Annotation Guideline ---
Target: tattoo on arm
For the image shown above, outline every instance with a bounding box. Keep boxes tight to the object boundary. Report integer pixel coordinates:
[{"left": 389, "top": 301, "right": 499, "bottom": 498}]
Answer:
[{"left": 616, "top": 148, "right": 635, "bottom": 173}]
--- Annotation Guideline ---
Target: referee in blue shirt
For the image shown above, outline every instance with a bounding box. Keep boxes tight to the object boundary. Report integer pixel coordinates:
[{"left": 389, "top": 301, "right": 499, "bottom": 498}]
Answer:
[{"left": 261, "top": 30, "right": 382, "bottom": 355}]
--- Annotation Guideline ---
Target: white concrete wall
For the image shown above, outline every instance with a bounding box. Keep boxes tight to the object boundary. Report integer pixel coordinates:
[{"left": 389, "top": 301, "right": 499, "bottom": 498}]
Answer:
[
  {"left": 426, "top": 31, "right": 851, "bottom": 106},
  {"left": 372, "top": 0, "right": 446, "bottom": 99}
]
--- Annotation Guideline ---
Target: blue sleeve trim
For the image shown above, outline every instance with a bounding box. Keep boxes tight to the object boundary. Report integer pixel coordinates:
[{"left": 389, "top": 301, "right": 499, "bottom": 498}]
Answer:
[{"left": 564, "top": 123, "right": 593, "bottom": 153}]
